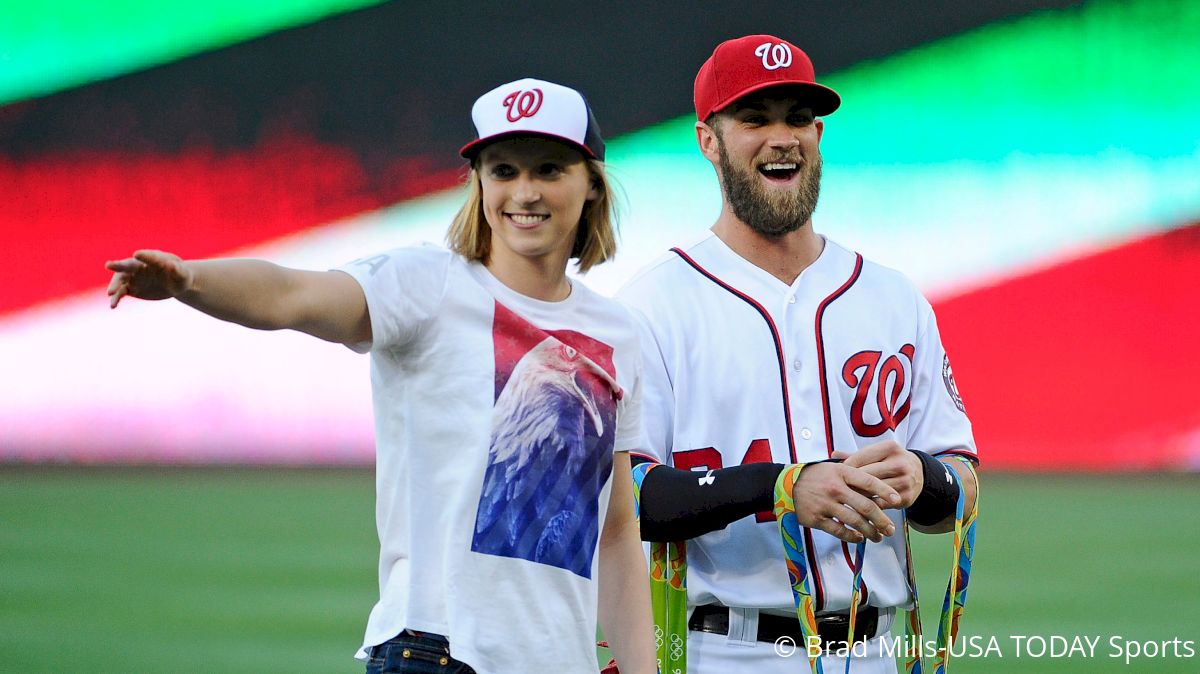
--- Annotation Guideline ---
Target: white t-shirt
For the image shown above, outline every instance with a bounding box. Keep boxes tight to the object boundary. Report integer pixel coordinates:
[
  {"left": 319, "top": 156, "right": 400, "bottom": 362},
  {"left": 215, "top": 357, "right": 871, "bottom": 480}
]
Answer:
[
  {"left": 617, "top": 233, "right": 976, "bottom": 614},
  {"left": 339, "top": 245, "right": 643, "bottom": 674}
]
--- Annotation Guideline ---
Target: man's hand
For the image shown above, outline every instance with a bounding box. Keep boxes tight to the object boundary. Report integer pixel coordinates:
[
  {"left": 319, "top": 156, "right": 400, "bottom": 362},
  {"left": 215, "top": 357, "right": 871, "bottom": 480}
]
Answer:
[
  {"left": 106, "top": 250, "right": 194, "bottom": 308},
  {"left": 791, "top": 462, "right": 900, "bottom": 544},
  {"left": 832, "top": 440, "right": 924, "bottom": 508}
]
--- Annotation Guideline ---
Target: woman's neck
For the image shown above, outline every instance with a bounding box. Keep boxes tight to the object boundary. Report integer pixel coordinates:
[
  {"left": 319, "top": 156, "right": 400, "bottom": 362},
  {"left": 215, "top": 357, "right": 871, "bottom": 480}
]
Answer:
[{"left": 484, "top": 252, "right": 573, "bottom": 302}]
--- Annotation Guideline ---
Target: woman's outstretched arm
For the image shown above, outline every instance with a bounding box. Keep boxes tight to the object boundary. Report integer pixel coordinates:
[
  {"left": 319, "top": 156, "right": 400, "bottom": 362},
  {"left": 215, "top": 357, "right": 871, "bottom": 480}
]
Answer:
[{"left": 106, "top": 249, "right": 370, "bottom": 345}]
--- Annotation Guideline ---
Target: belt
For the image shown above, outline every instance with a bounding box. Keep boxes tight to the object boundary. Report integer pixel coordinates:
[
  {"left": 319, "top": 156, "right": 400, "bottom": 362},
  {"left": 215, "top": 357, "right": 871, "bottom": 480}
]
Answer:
[{"left": 688, "top": 604, "right": 880, "bottom": 646}]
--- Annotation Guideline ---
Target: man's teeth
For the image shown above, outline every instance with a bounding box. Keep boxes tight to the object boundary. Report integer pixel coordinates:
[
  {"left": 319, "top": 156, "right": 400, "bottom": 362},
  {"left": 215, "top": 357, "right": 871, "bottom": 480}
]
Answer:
[
  {"left": 762, "top": 163, "right": 798, "bottom": 171},
  {"left": 510, "top": 214, "right": 548, "bottom": 225}
]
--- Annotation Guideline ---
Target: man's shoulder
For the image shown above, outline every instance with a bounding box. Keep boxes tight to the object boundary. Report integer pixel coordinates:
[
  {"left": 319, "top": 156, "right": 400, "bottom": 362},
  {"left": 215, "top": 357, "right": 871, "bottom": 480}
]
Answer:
[
  {"left": 859, "top": 255, "right": 918, "bottom": 291},
  {"left": 828, "top": 239, "right": 924, "bottom": 298},
  {"left": 825, "top": 239, "right": 933, "bottom": 319},
  {"left": 616, "top": 232, "right": 718, "bottom": 303},
  {"left": 617, "top": 251, "right": 684, "bottom": 295}
]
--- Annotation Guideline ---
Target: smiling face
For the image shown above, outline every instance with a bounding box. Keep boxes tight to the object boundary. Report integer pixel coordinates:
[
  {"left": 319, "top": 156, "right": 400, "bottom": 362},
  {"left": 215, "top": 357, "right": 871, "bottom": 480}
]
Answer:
[
  {"left": 477, "top": 137, "right": 599, "bottom": 271},
  {"left": 700, "top": 93, "right": 825, "bottom": 237}
]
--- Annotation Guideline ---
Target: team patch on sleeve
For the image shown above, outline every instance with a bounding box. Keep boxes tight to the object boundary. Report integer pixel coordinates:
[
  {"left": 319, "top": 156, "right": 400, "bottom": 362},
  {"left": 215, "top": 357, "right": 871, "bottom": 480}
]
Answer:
[{"left": 942, "top": 353, "right": 965, "bottom": 413}]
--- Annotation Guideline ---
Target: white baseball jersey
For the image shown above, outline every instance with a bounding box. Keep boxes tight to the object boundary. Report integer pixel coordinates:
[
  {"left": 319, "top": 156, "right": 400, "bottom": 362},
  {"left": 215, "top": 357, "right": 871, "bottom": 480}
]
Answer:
[
  {"left": 617, "top": 232, "right": 976, "bottom": 615},
  {"left": 339, "top": 245, "right": 644, "bottom": 674}
]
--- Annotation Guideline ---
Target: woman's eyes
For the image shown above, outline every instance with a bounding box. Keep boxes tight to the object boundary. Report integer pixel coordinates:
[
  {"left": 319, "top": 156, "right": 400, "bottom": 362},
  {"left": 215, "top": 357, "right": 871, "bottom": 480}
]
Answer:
[{"left": 488, "top": 163, "right": 562, "bottom": 178}]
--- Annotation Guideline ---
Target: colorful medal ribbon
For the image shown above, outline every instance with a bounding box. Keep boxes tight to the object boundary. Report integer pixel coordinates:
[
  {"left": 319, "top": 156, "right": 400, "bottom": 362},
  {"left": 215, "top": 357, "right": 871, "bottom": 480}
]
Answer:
[
  {"left": 902, "top": 456, "right": 979, "bottom": 674},
  {"left": 773, "top": 463, "right": 830, "bottom": 674},
  {"left": 774, "top": 457, "right": 978, "bottom": 674},
  {"left": 632, "top": 456, "right": 976, "bottom": 674},
  {"left": 632, "top": 462, "right": 687, "bottom": 674}
]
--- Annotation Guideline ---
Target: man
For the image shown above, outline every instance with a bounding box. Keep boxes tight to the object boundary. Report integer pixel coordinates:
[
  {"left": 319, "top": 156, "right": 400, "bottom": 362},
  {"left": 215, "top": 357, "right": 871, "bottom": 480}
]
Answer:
[{"left": 618, "top": 35, "right": 979, "bottom": 673}]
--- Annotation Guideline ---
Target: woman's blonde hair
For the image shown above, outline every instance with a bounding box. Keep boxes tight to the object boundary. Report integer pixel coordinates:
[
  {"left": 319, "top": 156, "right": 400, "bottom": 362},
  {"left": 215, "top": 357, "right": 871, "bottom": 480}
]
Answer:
[{"left": 446, "top": 157, "right": 617, "bottom": 274}]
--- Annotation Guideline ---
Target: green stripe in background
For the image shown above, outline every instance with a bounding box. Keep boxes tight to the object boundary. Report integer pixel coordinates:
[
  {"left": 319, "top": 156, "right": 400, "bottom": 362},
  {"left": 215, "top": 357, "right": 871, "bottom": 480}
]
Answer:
[
  {"left": 0, "top": 0, "right": 386, "bottom": 105},
  {"left": 824, "top": 0, "right": 1200, "bottom": 163},
  {"left": 613, "top": 0, "right": 1200, "bottom": 163}
]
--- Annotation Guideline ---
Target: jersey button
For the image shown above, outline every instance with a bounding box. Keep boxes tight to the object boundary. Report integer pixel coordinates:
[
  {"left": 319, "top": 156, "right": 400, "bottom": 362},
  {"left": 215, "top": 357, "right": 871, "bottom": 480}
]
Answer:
[
  {"left": 792, "top": 358, "right": 802, "bottom": 371},
  {"left": 787, "top": 295, "right": 797, "bottom": 304},
  {"left": 800, "top": 428, "right": 813, "bottom": 440}
]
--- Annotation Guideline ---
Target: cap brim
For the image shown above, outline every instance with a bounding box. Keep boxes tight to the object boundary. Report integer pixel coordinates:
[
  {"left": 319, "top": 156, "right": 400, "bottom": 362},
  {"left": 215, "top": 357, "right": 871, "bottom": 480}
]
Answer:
[
  {"left": 459, "top": 130, "right": 598, "bottom": 160},
  {"left": 708, "top": 81, "right": 841, "bottom": 119}
]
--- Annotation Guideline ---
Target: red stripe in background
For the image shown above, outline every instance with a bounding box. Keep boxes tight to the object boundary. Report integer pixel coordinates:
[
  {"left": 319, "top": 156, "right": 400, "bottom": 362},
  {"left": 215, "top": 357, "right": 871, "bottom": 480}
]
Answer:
[
  {"left": 0, "top": 136, "right": 463, "bottom": 315},
  {"left": 934, "top": 223, "right": 1200, "bottom": 470}
]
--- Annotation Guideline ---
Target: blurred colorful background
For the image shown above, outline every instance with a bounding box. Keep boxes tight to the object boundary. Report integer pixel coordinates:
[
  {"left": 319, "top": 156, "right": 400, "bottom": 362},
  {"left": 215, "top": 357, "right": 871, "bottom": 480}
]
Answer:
[{"left": 2, "top": 1, "right": 1198, "bottom": 672}]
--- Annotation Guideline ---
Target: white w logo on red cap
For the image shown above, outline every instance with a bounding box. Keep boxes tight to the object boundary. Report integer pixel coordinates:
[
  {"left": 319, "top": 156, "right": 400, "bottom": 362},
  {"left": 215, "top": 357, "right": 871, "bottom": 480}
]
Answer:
[
  {"left": 502, "top": 88, "right": 543, "bottom": 122},
  {"left": 754, "top": 42, "right": 792, "bottom": 70}
]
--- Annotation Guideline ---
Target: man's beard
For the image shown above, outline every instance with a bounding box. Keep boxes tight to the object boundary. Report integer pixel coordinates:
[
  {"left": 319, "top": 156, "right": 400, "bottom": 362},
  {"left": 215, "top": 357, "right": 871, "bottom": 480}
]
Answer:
[{"left": 717, "top": 136, "right": 822, "bottom": 238}]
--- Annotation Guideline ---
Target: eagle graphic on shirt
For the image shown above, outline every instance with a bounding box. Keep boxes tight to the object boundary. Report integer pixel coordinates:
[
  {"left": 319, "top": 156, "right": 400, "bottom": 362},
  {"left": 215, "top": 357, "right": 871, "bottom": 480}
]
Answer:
[{"left": 471, "top": 301, "right": 620, "bottom": 578}]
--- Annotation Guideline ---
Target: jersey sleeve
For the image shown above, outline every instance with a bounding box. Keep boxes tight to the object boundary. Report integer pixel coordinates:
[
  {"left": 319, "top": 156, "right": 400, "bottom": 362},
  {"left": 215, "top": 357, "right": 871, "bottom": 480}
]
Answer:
[
  {"left": 619, "top": 299, "right": 675, "bottom": 465},
  {"left": 335, "top": 245, "right": 451, "bottom": 353},
  {"left": 905, "top": 298, "right": 978, "bottom": 462}
]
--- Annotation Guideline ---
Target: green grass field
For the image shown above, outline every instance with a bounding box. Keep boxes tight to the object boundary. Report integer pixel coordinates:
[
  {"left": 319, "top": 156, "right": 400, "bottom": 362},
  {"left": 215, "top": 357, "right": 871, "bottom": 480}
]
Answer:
[{"left": 2, "top": 469, "right": 1197, "bottom": 673}]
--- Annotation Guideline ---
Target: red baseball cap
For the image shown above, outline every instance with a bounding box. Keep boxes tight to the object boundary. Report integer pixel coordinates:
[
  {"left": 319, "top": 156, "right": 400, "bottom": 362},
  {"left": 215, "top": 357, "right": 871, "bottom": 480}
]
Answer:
[{"left": 694, "top": 35, "right": 841, "bottom": 121}]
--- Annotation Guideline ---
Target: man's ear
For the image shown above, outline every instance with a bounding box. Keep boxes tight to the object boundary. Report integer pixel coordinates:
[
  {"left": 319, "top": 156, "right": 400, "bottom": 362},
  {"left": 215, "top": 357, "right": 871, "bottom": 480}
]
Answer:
[
  {"left": 696, "top": 119, "right": 721, "bottom": 164},
  {"left": 816, "top": 117, "right": 824, "bottom": 144}
]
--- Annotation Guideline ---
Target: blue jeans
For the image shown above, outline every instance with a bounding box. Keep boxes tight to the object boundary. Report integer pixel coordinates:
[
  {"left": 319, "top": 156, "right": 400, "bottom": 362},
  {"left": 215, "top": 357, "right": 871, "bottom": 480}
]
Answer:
[{"left": 366, "top": 631, "right": 476, "bottom": 674}]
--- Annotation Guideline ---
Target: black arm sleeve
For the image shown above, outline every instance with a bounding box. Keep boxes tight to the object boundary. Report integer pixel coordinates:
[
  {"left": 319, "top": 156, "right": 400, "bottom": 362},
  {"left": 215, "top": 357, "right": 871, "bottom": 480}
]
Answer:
[
  {"left": 632, "top": 455, "right": 786, "bottom": 542},
  {"left": 906, "top": 450, "right": 965, "bottom": 526}
]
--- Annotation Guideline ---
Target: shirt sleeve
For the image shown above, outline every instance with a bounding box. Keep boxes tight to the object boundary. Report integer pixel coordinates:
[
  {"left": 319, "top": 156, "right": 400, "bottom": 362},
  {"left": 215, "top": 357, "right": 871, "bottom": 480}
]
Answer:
[
  {"left": 613, "top": 346, "right": 644, "bottom": 456},
  {"left": 335, "top": 245, "right": 451, "bottom": 354},
  {"left": 904, "top": 297, "right": 978, "bottom": 462},
  {"left": 619, "top": 301, "right": 675, "bottom": 465}
]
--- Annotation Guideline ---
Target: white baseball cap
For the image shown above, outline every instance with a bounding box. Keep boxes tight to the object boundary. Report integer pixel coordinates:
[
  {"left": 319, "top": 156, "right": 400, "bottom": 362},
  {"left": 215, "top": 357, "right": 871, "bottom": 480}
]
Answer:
[{"left": 459, "top": 77, "right": 605, "bottom": 161}]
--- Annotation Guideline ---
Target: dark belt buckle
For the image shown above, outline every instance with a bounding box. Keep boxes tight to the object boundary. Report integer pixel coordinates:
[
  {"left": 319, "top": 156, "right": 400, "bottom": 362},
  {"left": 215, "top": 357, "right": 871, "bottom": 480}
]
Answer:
[{"left": 815, "top": 607, "right": 879, "bottom": 650}]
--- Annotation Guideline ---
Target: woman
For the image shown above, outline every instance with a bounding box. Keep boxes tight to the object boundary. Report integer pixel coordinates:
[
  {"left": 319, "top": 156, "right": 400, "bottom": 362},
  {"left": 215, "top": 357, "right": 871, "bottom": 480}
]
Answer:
[{"left": 106, "top": 78, "right": 656, "bottom": 674}]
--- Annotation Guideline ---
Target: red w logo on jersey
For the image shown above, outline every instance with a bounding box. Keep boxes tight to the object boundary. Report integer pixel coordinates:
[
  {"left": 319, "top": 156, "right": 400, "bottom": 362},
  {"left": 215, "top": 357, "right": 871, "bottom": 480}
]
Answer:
[{"left": 842, "top": 345, "right": 915, "bottom": 437}]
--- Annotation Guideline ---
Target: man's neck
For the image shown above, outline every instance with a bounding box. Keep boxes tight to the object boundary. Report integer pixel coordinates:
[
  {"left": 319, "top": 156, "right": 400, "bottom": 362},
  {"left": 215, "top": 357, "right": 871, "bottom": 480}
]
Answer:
[{"left": 711, "top": 211, "right": 823, "bottom": 286}]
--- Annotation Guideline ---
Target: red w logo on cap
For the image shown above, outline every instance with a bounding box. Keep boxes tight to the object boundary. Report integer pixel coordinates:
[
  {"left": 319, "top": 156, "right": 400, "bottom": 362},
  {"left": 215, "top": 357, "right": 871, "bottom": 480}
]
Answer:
[{"left": 502, "top": 88, "right": 543, "bottom": 122}]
